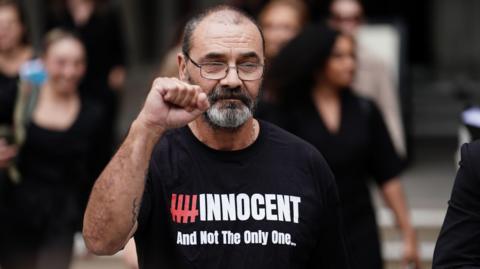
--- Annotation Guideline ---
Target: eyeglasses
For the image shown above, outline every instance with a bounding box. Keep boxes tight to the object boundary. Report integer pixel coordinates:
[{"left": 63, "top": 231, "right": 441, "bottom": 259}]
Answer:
[{"left": 184, "top": 53, "right": 264, "bottom": 81}]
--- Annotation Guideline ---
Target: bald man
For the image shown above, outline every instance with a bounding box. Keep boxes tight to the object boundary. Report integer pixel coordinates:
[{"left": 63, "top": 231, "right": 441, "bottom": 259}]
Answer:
[{"left": 83, "top": 5, "right": 350, "bottom": 269}]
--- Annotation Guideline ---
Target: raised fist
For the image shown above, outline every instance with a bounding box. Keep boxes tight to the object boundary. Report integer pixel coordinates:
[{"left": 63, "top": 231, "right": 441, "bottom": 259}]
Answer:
[{"left": 136, "top": 77, "right": 210, "bottom": 132}]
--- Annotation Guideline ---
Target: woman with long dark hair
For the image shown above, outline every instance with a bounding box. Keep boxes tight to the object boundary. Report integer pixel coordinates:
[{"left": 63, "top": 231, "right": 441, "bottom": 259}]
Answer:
[{"left": 261, "top": 24, "right": 420, "bottom": 268}]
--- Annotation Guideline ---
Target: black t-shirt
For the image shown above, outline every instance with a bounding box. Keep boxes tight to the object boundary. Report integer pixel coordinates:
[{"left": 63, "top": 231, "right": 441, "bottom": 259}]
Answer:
[
  {"left": 433, "top": 140, "right": 480, "bottom": 268},
  {"left": 135, "top": 120, "right": 351, "bottom": 269}
]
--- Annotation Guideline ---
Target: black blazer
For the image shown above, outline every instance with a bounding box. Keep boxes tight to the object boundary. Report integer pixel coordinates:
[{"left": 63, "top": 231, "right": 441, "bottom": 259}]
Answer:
[{"left": 433, "top": 140, "right": 480, "bottom": 268}]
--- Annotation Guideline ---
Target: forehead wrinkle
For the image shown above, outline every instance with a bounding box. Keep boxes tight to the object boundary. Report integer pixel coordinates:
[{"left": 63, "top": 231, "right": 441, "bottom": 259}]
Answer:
[
  {"left": 202, "top": 26, "right": 258, "bottom": 51},
  {"left": 190, "top": 13, "right": 263, "bottom": 58}
]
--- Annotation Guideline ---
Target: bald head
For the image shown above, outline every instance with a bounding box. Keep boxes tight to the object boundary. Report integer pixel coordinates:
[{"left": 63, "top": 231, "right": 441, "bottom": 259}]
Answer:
[{"left": 182, "top": 5, "right": 265, "bottom": 56}]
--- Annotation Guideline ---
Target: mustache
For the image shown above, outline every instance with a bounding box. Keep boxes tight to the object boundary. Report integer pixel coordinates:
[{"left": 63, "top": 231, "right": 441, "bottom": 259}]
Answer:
[{"left": 208, "top": 86, "right": 252, "bottom": 106}]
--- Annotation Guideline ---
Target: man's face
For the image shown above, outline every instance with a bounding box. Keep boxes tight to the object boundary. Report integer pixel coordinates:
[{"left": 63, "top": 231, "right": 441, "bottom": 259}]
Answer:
[{"left": 179, "top": 14, "right": 264, "bottom": 129}]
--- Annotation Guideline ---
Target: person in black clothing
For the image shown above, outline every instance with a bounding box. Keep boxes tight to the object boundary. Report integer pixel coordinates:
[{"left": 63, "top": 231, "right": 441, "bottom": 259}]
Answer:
[
  {"left": 0, "top": 0, "right": 33, "bottom": 150},
  {"left": 46, "top": 0, "right": 126, "bottom": 96},
  {"left": 0, "top": 29, "right": 105, "bottom": 269},
  {"left": 0, "top": 1, "right": 33, "bottom": 265},
  {"left": 433, "top": 140, "right": 480, "bottom": 268},
  {"left": 45, "top": 0, "right": 126, "bottom": 174},
  {"left": 259, "top": 24, "right": 419, "bottom": 269},
  {"left": 83, "top": 5, "right": 351, "bottom": 269}
]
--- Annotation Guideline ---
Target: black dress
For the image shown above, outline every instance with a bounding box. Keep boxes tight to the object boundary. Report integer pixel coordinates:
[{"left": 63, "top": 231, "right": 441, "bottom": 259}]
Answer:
[
  {"left": 0, "top": 100, "right": 105, "bottom": 269},
  {"left": 262, "top": 89, "right": 403, "bottom": 269}
]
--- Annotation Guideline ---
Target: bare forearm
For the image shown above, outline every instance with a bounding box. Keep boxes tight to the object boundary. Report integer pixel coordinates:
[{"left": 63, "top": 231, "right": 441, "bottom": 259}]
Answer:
[
  {"left": 82, "top": 76, "right": 208, "bottom": 254},
  {"left": 380, "top": 178, "right": 414, "bottom": 235},
  {"left": 83, "top": 119, "right": 164, "bottom": 255}
]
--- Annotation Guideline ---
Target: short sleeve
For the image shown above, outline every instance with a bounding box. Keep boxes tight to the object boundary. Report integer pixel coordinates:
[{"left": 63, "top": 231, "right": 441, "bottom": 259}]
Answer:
[
  {"left": 433, "top": 141, "right": 480, "bottom": 268},
  {"left": 367, "top": 101, "right": 404, "bottom": 185}
]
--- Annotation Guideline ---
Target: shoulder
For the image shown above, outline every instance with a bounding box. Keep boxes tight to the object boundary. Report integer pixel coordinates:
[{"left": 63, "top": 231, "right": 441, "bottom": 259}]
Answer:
[
  {"left": 260, "top": 120, "right": 330, "bottom": 169},
  {"left": 261, "top": 120, "right": 316, "bottom": 150},
  {"left": 346, "top": 90, "right": 378, "bottom": 112},
  {"left": 261, "top": 120, "right": 335, "bottom": 190},
  {"left": 150, "top": 127, "right": 187, "bottom": 166},
  {"left": 463, "top": 140, "right": 480, "bottom": 157},
  {"left": 345, "top": 91, "right": 385, "bottom": 125},
  {"left": 452, "top": 140, "right": 480, "bottom": 204},
  {"left": 461, "top": 140, "right": 480, "bottom": 174}
]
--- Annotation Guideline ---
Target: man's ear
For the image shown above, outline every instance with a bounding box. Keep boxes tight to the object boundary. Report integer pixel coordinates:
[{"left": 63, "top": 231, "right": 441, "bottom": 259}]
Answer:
[{"left": 178, "top": 53, "right": 187, "bottom": 81}]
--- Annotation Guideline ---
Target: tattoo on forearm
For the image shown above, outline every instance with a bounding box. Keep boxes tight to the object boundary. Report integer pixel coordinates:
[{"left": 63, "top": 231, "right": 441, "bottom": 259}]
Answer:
[{"left": 132, "top": 197, "right": 140, "bottom": 225}]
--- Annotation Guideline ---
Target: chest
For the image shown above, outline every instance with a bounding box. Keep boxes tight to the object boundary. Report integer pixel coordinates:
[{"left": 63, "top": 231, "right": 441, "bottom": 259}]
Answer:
[
  {"left": 22, "top": 121, "right": 90, "bottom": 160},
  {"left": 147, "top": 154, "right": 326, "bottom": 265},
  {"left": 32, "top": 99, "right": 80, "bottom": 131}
]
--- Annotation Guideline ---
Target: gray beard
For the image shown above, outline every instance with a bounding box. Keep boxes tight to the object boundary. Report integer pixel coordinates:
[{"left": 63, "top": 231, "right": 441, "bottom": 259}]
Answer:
[
  {"left": 204, "top": 100, "right": 253, "bottom": 130},
  {"left": 185, "top": 75, "right": 257, "bottom": 130}
]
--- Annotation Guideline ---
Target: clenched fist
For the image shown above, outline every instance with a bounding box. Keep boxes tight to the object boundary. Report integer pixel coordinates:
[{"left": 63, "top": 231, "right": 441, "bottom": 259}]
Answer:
[{"left": 136, "top": 77, "right": 210, "bottom": 132}]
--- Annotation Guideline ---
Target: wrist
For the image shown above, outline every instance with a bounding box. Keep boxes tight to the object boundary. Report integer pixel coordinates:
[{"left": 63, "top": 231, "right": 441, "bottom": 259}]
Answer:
[
  {"left": 402, "top": 227, "right": 417, "bottom": 241},
  {"left": 130, "top": 118, "right": 166, "bottom": 144}
]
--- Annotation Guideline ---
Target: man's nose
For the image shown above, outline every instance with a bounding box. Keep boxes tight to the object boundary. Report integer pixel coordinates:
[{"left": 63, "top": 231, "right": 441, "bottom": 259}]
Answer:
[{"left": 219, "top": 66, "right": 242, "bottom": 88}]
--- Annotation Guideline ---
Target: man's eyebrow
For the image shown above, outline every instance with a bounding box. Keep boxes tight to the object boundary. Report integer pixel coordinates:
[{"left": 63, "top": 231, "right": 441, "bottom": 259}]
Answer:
[
  {"left": 199, "top": 52, "right": 262, "bottom": 62},
  {"left": 200, "top": 53, "right": 226, "bottom": 61},
  {"left": 239, "top": 52, "right": 261, "bottom": 60}
]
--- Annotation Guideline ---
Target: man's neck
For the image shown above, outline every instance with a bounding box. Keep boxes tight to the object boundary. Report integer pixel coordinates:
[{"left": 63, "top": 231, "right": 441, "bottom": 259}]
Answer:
[{"left": 188, "top": 117, "right": 259, "bottom": 151}]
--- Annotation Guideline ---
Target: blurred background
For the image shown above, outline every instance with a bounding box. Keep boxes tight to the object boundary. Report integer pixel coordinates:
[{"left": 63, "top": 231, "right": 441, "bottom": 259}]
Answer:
[{"left": 3, "top": 0, "right": 480, "bottom": 268}]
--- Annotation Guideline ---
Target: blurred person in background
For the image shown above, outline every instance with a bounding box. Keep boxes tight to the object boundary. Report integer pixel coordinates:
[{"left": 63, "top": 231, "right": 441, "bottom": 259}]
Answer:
[
  {"left": 328, "top": 0, "right": 407, "bottom": 159},
  {"left": 0, "top": 29, "right": 105, "bottom": 269},
  {"left": 156, "top": 16, "right": 190, "bottom": 78},
  {"left": 0, "top": 2, "right": 32, "bottom": 263},
  {"left": 433, "top": 140, "right": 480, "bottom": 268},
  {"left": 263, "top": 24, "right": 419, "bottom": 269},
  {"left": 255, "top": 0, "right": 308, "bottom": 121},
  {"left": 45, "top": 0, "right": 126, "bottom": 188},
  {"left": 258, "top": 0, "right": 308, "bottom": 62},
  {"left": 0, "top": 0, "right": 32, "bottom": 187},
  {"left": 0, "top": 0, "right": 32, "bottom": 124}
]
